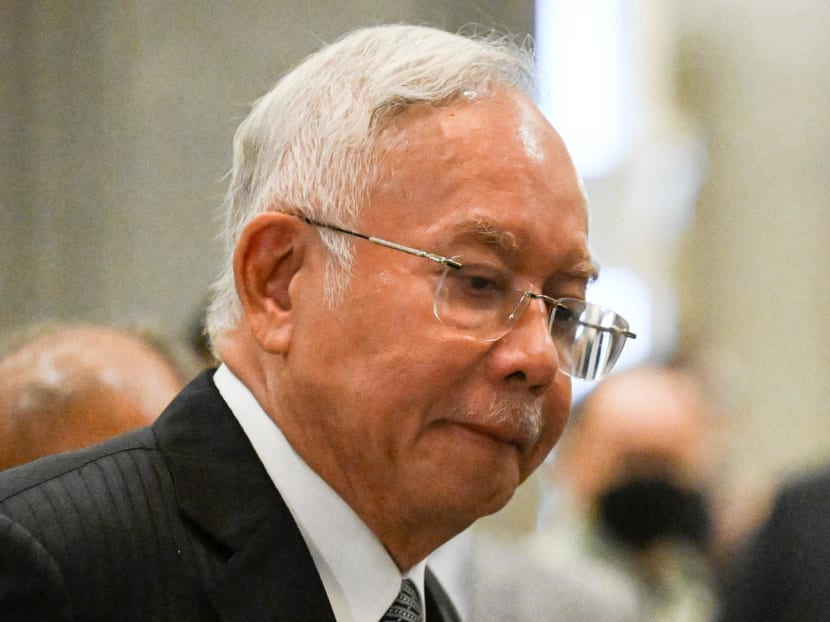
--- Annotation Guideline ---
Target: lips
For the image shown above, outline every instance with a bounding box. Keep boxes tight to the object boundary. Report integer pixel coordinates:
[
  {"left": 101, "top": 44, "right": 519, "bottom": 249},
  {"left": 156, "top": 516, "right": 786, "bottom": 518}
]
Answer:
[
  {"left": 448, "top": 417, "right": 539, "bottom": 454},
  {"left": 438, "top": 394, "right": 545, "bottom": 455}
]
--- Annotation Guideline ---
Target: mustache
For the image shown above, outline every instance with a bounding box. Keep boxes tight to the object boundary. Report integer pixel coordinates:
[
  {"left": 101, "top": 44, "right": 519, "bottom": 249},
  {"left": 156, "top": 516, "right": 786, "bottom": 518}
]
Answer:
[{"left": 453, "top": 396, "right": 544, "bottom": 447}]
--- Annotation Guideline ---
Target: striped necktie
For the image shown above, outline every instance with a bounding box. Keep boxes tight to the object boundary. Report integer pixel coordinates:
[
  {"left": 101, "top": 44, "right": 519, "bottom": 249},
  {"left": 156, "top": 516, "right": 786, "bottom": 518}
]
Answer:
[{"left": 380, "top": 578, "right": 423, "bottom": 622}]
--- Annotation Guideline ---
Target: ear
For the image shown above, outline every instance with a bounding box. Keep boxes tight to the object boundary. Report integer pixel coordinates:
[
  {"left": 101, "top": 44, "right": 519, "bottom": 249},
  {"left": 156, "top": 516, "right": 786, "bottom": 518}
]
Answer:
[{"left": 233, "top": 212, "right": 306, "bottom": 353}]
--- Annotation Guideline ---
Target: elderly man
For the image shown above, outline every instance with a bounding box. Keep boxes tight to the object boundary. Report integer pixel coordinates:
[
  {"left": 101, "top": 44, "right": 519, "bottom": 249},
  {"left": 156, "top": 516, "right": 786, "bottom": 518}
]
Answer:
[{"left": 0, "top": 25, "right": 635, "bottom": 621}]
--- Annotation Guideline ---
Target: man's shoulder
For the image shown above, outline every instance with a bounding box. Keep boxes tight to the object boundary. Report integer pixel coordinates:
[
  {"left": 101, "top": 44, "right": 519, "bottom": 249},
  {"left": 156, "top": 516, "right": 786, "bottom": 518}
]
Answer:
[
  {"left": 780, "top": 466, "right": 830, "bottom": 508},
  {"left": 0, "top": 425, "right": 160, "bottom": 506},
  {"left": 762, "top": 465, "right": 830, "bottom": 548}
]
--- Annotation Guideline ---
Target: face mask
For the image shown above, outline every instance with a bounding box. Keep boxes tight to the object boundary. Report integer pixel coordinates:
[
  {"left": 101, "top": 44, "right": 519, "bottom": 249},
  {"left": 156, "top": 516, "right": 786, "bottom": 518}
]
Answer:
[{"left": 596, "top": 476, "right": 711, "bottom": 551}]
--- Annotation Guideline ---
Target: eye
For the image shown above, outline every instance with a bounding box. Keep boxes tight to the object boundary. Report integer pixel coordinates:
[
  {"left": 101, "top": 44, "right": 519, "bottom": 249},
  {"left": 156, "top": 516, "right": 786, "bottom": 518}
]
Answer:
[
  {"left": 441, "top": 264, "right": 516, "bottom": 315},
  {"left": 467, "top": 274, "right": 497, "bottom": 291},
  {"left": 553, "top": 303, "right": 577, "bottom": 323},
  {"left": 550, "top": 299, "right": 584, "bottom": 336},
  {"left": 456, "top": 265, "right": 512, "bottom": 296}
]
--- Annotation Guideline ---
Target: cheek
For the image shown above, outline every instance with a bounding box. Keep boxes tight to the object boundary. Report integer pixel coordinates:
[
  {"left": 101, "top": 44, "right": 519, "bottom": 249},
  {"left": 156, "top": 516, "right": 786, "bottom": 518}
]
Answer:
[
  {"left": 353, "top": 271, "right": 440, "bottom": 341},
  {"left": 372, "top": 344, "right": 470, "bottom": 418}
]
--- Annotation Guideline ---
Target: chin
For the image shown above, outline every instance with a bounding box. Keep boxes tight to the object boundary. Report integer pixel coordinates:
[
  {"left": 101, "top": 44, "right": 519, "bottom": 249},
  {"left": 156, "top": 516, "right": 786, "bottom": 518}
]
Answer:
[
  {"left": 447, "top": 462, "right": 522, "bottom": 520},
  {"left": 451, "top": 486, "right": 518, "bottom": 530},
  {"left": 478, "top": 484, "right": 519, "bottom": 517},
  {"left": 413, "top": 422, "right": 529, "bottom": 518}
]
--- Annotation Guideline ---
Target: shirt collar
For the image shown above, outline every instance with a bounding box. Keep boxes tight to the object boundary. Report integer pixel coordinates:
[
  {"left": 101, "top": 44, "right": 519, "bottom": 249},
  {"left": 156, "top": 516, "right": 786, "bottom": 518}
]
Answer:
[{"left": 213, "top": 364, "right": 426, "bottom": 622}]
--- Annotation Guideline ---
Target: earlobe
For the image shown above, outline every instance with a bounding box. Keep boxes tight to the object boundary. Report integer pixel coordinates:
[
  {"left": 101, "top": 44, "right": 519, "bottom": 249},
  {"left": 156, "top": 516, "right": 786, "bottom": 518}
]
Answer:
[{"left": 233, "top": 213, "right": 305, "bottom": 353}]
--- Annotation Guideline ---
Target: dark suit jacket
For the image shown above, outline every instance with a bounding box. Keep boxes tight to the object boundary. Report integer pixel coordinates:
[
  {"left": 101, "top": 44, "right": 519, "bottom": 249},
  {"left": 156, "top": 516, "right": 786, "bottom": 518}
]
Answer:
[
  {"left": 717, "top": 467, "right": 830, "bottom": 622},
  {"left": 0, "top": 370, "right": 459, "bottom": 622}
]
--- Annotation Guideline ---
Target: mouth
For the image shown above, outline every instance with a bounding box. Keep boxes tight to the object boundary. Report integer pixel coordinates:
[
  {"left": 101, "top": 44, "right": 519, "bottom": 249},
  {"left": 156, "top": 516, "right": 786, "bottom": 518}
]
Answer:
[
  {"left": 446, "top": 420, "right": 534, "bottom": 454},
  {"left": 435, "top": 395, "right": 545, "bottom": 457}
]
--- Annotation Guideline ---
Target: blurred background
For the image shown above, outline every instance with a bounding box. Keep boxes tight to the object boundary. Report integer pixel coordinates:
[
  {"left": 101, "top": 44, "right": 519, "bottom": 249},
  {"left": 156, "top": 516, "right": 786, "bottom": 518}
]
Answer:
[{"left": 2, "top": 0, "right": 828, "bottom": 536}]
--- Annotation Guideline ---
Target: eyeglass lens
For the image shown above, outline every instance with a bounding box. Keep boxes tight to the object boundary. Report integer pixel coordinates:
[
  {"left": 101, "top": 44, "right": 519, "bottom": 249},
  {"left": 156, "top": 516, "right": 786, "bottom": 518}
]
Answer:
[{"left": 434, "top": 265, "right": 631, "bottom": 380}]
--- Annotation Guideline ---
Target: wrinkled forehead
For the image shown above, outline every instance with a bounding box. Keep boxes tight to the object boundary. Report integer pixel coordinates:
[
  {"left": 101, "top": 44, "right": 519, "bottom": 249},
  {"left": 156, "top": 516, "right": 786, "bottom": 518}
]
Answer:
[
  {"left": 373, "top": 87, "right": 585, "bottom": 207},
  {"left": 366, "top": 88, "right": 591, "bottom": 279}
]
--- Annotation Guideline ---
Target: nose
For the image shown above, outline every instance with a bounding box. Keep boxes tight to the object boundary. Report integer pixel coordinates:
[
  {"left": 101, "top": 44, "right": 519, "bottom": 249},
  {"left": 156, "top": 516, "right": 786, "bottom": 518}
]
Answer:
[{"left": 491, "top": 296, "right": 560, "bottom": 396}]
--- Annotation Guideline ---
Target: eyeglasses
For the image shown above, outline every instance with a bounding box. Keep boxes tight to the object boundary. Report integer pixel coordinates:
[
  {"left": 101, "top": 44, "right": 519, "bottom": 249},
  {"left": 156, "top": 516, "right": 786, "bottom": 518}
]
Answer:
[{"left": 303, "top": 217, "right": 636, "bottom": 380}]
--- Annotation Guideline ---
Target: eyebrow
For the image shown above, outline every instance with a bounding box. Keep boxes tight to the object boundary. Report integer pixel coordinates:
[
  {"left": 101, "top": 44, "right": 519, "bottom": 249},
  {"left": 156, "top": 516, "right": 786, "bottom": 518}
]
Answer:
[
  {"left": 450, "top": 219, "right": 600, "bottom": 283},
  {"left": 569, "top": 258, "right": 600, "bottom": 283},
  {"left": 450, "top": 219, "right": 518, "bottom": 251}
]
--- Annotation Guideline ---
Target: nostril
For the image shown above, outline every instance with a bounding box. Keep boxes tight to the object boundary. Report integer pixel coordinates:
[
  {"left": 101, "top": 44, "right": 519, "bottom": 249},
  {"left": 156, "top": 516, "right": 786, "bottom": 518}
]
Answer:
[{"left": 506, "top": 370, "right": 527, "bottom": 383}]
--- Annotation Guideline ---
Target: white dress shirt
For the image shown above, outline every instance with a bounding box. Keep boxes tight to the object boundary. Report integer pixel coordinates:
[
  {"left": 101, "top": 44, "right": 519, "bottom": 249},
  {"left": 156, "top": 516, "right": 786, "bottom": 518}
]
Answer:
[{"left": 213, "top": 364, "right": 426, "bottom": 622}]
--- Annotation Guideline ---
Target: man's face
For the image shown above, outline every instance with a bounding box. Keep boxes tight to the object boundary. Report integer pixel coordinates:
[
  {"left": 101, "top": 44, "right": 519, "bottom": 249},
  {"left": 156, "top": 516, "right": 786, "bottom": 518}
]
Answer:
[{"left": 283, "top": 87, "right": 591, "bottom": 546}]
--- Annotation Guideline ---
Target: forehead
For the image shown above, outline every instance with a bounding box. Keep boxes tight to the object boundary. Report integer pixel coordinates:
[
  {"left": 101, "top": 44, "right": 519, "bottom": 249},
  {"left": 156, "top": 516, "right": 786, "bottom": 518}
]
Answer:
[{"left": 367, "top": 88, "right": 592, "bottom": 277}]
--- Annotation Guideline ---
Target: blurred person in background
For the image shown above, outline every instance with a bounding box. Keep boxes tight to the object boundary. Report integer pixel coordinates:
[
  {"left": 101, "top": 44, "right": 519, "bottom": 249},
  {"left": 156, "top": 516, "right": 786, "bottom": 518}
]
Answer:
[
  {"left": 0, "top": 322, "right": 201, "bottom": 471},
  {"left": 716, "top": 465, "right": 830, "bottom": 621},
  {"left": 430, "top": 525, "right": 640, "bottom": 622},
  {"left": 524, "top": 366, "right": 720, "bottom": 622}
]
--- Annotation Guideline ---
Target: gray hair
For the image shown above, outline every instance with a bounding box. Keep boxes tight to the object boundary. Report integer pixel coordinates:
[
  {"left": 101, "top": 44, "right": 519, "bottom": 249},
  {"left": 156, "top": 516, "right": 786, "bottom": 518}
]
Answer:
[{"left": 205, "top": 24, "right": 534, "bottom": 354}]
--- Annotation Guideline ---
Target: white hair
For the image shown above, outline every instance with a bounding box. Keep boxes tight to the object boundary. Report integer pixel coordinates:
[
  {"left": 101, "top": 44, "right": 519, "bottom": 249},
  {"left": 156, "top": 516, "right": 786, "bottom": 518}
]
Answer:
[{"left": 205, "top": 24, "right": 534, "bottom": 354}]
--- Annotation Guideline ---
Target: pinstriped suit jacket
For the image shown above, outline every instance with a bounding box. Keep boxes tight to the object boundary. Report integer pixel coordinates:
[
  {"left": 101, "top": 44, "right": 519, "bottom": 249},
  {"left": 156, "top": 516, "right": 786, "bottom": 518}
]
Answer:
[{"left": 0, "top": 370, "right": 459, "bottom": 622}]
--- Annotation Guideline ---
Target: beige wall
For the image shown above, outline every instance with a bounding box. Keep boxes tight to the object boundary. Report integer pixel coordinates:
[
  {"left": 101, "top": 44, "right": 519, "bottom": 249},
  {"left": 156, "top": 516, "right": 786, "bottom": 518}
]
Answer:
[
  {"left": 1, "top": 0, "right": 531, "bottom": 336},
  {"left": 2, "top": 1, "right": 828, "bottom": 526},
  {"left": 675, "top": 1, "right": 830, "bottom": 485}
]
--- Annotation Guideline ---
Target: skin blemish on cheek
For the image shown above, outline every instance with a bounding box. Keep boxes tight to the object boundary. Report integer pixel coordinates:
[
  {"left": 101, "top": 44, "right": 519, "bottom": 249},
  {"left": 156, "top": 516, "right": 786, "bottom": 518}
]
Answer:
[{"left": 376, "top": 270, "right": 396, "bottom": 286}]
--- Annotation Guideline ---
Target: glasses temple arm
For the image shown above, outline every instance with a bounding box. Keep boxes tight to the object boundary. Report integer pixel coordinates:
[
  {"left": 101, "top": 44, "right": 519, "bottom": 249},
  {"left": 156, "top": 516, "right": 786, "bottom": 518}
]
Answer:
[
  {"left": 366, "top": 238, "right": 462, "bottom": 269},
  {"left": 303, "top": 217, "right": 461, "bottom": 269}
]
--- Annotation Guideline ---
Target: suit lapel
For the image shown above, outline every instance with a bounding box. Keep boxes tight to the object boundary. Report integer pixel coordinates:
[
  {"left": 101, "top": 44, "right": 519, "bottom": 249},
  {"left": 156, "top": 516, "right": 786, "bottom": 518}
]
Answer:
[
  {"left": 154, "top": 371, "right": 460, "bottom": 622},
  {"left": 206, "top": 515, "right": 336, "bottom": 622},
  {"left": 153, "top": 370, "right": 336, "bottom": 622},
  {"left": 426, "top": 566, "right": 462, "bottom": 622}
]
